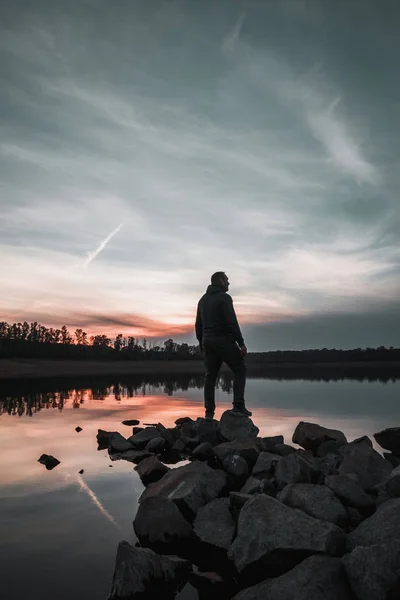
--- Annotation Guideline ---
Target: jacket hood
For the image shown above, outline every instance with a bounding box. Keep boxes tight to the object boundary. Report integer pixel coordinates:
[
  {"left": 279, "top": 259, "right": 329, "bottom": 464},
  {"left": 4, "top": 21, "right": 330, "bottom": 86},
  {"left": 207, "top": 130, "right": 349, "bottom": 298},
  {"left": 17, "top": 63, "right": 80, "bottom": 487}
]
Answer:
[{"left": 206, "top": 284, "right": 226, "bottom": 294}]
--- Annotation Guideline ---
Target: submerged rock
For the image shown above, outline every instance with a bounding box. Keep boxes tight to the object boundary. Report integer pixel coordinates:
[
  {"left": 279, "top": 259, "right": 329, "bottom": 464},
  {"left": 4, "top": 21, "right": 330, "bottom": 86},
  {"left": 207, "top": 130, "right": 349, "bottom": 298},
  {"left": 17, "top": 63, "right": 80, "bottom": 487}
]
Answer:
[
  {"left": 324, "top": 474, "right": 376, "bottom": 509},
  {"left": 75, "top": 426, "right": 82, "bottom": 433},
  {"left": 135, "top": 456, "right": 169, "bottom": 486},
  {"left": 38, "top": 454, "right": 60, "bottom": 470},
  {"left": 348, "top": 497, "right": 400, "bottom": 547},
  {"left": 374, "top": 427, "right": 400, "bottom": 456},
  {"left": 343, "top": 540, "right": 400, "bottom": 600},
  {"left": 277, "top": 483, "right": 348, "bottom": 527},
  {"left": 193, "top": 498, "right": 235, "bottom": 551},
  {"left": 233, "top": 555, "right": 354, "bottom": 600},
  {"left": 218, "top": 410, "right": 259, "bottom": 442},
  {"left": 107, "top": 540, "right": 190, "bottom": 600},
  {"left": 139, "top": 461, "right": 227, "bottom": 521},
  {"left": 228, "top": 495, "right": 346, "bottom": 577},
  {"left": 293, "top": 421, "right": 347, "bottom": 451},
  {"left": 122, "top": 419, "right": 140, "bottom": 426}
]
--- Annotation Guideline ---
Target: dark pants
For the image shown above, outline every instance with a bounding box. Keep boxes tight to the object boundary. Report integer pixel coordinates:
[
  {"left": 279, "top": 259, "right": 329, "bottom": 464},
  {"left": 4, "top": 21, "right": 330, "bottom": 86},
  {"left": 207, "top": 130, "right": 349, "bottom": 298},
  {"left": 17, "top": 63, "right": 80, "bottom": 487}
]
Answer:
[{"left": 203, "top": 335, "right": 246, "bottom": 413}]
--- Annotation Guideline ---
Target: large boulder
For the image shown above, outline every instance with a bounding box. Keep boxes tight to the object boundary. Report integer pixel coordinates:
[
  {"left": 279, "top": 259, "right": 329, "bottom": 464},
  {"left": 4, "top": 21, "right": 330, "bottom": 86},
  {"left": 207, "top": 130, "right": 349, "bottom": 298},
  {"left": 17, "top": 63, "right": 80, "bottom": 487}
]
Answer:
[
  {"left": 192, "top": 442, "right": 214, "bottom": 462},
  {"left": 133, "top": 497, "right": 195, "bottom": 553},
  {"left": 277, "top": 483, "right": 348, "bottom": 527},
  {"left": 97, "top": 429, "right": 115, "bottom": 450},
  {"left": 228, "top": 495, "right": 346, "bottom": 577},
  {"left": 128, "top": 427, "right": 161, "bottom": 449},
  {"left": 343, "top": 540, "right": 400, "bottom": 600},
  {"left": 107, "top": 540, "right": 190, "bottom": 600},
  {"left": 108, "top": 432, "right": 133, "bottom": 453},
  {"left": 275, "top": 453, "right": 321, "bottom": 490},
  {"left": 134, "top": 456, "right": 169, "bottom": 486},
  {"left": 217, "top": 410, "right": 259, "bottom": 442},
  {"left": 325, "top": 474, "right": 375, "bottom": 509},
  {"left": 155, "top": 423, "right": 178, "bottom": 448},
  {"left": 339, "top": 436, "right": 373, "bottom": 457},
  {"left": 252, "top": 452, "right": 282, "bottom": 478},
  {"left": 222, "top": 454, "right": 249, "bottom": 488},
  {"left": 384, "top": 453, "right": 400, "bottom": 468},
  {"left": 146, "top": 437, "right": 166, "bottom": 454},
  {"left": 180, "top": 418, "right": 220, "bottom": 446},
  {"left": 193, "top": 498, "right": 235, "bottom": 552},
  {"left": 339, "top": 446, "right": 392, "bottom": 491},
  {"left": 293, "top": 422, "right": 347, "bottom": 451},
  {"left": 273, "top": 443, "right": 296, "bottom": 457},
  {"left": 373, "top": 465, "right": 400, "bottom": 498},
  {"left": 257, "top": 435, "right": 284, "bottom": 452},
  {"left": 139, "top": 461, "right": 228, "bottom": 521},
  {"left": 348, "top": 498, "right": 400, "bottom": 547},
  {"left": 374, "top": 427, "right": 400, "bottom": 456},
  {"left": 240, "top": 476, "right": 277, "bottom": 497},
  {"left": 233, "top": 555, "right": 354, "bottom": 600},
  {"left": 213, "top": 439, "right": 260, "bottom": 468}
]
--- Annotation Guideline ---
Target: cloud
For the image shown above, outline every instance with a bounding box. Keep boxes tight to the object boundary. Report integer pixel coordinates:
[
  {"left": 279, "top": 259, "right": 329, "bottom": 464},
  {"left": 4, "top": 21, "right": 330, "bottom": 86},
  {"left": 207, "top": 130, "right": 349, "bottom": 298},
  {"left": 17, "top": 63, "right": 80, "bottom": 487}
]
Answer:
[{"left": 222, "top": 11, "right": 246, "bottom": 56}]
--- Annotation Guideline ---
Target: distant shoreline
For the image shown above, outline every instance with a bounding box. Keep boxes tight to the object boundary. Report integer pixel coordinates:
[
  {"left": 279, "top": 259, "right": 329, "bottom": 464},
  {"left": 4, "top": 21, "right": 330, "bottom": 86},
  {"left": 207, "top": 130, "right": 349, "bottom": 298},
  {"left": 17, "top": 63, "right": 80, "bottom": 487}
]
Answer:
[{"left": 0, "top": 358, "right": 399, "bottom": 380}]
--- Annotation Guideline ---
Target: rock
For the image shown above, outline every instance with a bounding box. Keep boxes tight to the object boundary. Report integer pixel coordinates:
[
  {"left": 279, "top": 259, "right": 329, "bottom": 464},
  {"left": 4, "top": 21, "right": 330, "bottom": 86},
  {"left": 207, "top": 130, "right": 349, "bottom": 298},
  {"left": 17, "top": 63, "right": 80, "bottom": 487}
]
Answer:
[
  {"left": 193, "top": 418, "right": 220, "bottom": 446},
  {"left": 145, "top": 436, "right": 166, "bottom": 454},
  {"left": 107, "top": 540, "right": 190, "bottom": 600},
  {"left": 316, "top": 440, "right": 345, "bottom": 458},
  {"left": 293, "top": 421, "right": 347, "bottom": 451},
  {"left": 229, "top": 491, "right": 253, "bottom": 511},
  {"left": 133, "top": 497, "right": 195, "bottom": 552},
  {"left": 189, "top": 571, "right": 232, "bottom": 600},
  {"left": 180, "top": 435, "right": 201, "bottom": 451},
  {"left": 222, "top": 454, "right": 249, "bottom": 487},
  {"left": 139, "top": 461, "right": 228, "bottom": 521},
  {"left": 156, "top": 423, "right": 178, "bottom": 448},
  {"left": 277, "top": 483, "right": 348, "bottom": 527},
  {"left": 233, "top": 555, "right": 354, "bottom": 600},
  {"left": 257, "top": 435, "right": 284, "bottom": 452},
  {"left": 128, "top": 427, "right": 160, "bottom": 450},
  {"left": 218, "top": 410, "right": 259, "bottom": 442},
  {"left": 240, "top": 476, "right": 277, "bottom": 497},
  {"left": 270, "top": 443, "right": 296, "bottom": 457},
  {"left": 172, "top": 438, "right": 188, "bottom": 453},
  {"left": 38, "top": 454, "right": 60, "bottom": 470},
  {"left": 109, "top": 450, "right": 153, "bottom": 464},
  {"left": 213, "top": 439, "right": 260, "bottom": 468},
  {"left": 339, "top": 436, "right": 373, "bottom": 457},
  {"left": 346, "top": 507, "right": 365, "bottom": 529},
  {"left": 348, "top": 498, "right": 400, "bottom": 546},
  {"left": 374, "top": 465, "right": 400, "bottom": 498},
  {"left": 343, "top": 540, "right": 400, "bottom": 600},
  {"left": 135, "top": 456, "right": 170, "bottom": 486},
  {"left": 384, "top": 453, "right": 400, "bottom": 468},
  {"left": 109, "top": 432, "right": 133, "bottom": 453},
  {"left": 339, "top": 446, "right": 393, "bottom": 491},
  {"left": 75, "top": 426, "right": 82, "bottom": 432},
  {"left": 79, "top": 469, "right": 84, "bottom": 474},
  {"left": 97, "top": 429, "right": 114, "bottom": 450},
  {"left": 175, "top": 417, "right": 193, "bottom": 427},
  {"left": 132, "top": 426, "right": 144, "bottom": 435},
  {"left": 317, "top": 453, "right": 342, "bottom": 477},
  {"left": 143, "top": 423, "right": 158, "bottom": 427},
  {"left": 160, "top": 449, "right": 185, "bottom": 465},
  {"left": 374, "top": 427, "right": 400, "bottom": 456},
  {"left": 122, "top": 419, "right": 140, "bottom": 426},
  {"left": 192, "top": 442, "right": 214, "bottom": 461},
  {"left": 275, "top": 453, "right": 320, "bottom": 490},
  {"left": 193, "top": 498, "right": 235, "bottom": 551},
  {"left": 252, "top": 452, "right": 282, "bottom": 478},
  {"left": 325, "top": 474, "right": 376, "bottom": 509},
  {"left": 228, "top": 495, "right": 346, "bottom": 577}
]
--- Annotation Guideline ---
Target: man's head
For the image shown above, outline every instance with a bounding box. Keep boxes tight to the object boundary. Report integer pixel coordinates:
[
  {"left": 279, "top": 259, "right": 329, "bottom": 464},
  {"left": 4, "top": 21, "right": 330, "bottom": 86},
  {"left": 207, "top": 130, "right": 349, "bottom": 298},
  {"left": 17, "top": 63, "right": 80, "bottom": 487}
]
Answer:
[{"left": 211, "top": 271, "right": 229, "bottom": 291}]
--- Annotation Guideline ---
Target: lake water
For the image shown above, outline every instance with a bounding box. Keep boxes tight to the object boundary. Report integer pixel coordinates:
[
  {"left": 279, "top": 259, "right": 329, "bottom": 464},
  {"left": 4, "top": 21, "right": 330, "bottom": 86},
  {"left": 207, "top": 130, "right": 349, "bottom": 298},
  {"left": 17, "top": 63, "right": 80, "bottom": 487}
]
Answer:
[{"left": 1, "top": 373, "right": 399, "bottom": 600}]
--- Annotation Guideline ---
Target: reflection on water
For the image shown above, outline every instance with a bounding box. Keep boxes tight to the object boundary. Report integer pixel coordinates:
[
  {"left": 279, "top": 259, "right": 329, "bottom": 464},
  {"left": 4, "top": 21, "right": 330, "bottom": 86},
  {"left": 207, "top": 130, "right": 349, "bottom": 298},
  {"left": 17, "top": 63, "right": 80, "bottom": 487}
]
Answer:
[{"left": 0, "top": 373, "right": 399, "bottom": 600}]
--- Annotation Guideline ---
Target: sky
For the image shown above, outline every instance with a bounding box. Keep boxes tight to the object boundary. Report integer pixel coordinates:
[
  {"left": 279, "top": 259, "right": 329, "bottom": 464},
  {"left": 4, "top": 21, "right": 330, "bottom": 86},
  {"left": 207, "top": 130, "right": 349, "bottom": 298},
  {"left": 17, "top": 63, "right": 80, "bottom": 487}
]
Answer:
[{"left": 1, "top": 0, "right": 399, "bottom": 351}]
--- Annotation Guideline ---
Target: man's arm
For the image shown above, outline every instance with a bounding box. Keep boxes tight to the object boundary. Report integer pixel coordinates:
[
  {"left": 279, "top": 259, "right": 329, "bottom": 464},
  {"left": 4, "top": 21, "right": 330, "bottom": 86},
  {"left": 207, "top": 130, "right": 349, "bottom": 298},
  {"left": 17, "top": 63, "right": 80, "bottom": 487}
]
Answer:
[
  {"left": 222, "top": 295, "right": 245, "bottom": 347},
  {"left": 195, "top": 302, "right": 203, "bottom": 349}
]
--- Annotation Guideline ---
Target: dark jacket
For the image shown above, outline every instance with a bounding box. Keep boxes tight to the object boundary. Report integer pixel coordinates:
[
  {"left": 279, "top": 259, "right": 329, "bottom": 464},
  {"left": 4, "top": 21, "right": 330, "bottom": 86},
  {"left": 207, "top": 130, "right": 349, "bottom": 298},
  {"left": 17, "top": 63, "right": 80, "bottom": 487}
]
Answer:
[{"left": 195, "top": 284, "right": 244, "bottom": 348}]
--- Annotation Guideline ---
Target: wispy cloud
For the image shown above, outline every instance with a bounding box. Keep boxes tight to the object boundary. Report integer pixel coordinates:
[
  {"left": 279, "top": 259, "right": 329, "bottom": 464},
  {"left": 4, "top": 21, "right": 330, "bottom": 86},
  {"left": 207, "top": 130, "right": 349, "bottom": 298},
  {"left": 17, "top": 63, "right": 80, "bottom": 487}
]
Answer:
[
  {"left": 77, "top": 473, "right": 120, "bottom": 528},
  {"left": 82, "top": 222, "right": 125, "bottom": 268},
  {"left": 222, "top": 11, "right": 246, "bottom": 56}
]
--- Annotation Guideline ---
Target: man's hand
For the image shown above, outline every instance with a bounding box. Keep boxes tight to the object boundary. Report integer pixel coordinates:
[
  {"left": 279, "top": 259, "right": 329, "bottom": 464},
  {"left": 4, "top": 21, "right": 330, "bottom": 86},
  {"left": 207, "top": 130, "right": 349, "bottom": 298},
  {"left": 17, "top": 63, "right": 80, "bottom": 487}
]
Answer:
[{"left": 240, "top": 344, "right": 247, "bottom": 357}]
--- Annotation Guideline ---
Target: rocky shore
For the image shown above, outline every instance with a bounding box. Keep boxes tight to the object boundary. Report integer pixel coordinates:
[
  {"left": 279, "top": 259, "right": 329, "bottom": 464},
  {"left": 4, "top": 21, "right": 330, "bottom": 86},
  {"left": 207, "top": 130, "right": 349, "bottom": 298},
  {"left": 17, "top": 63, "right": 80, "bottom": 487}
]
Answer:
[{"left": 97, "top": 412, "right": 400, "bottom": 600}]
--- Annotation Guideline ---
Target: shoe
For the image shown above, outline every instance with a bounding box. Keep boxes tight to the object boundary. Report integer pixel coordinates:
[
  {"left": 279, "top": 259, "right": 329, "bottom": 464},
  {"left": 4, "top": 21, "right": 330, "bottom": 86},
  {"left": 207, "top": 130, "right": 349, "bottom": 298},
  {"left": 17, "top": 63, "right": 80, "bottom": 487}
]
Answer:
[
  {"left": 232, "top": 406, "right": 252, "bottom": 417},
  {"left": 205, "top": 411, "right": 215, "bottom": 422}
]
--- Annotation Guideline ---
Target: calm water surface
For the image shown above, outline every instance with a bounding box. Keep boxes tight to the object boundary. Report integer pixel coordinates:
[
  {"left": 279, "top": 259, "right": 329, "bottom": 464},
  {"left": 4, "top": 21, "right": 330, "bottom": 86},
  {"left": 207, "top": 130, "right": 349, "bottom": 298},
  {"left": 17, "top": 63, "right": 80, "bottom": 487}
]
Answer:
[{"left": 0, "top": 374, "right": 399, "bottom": 600}]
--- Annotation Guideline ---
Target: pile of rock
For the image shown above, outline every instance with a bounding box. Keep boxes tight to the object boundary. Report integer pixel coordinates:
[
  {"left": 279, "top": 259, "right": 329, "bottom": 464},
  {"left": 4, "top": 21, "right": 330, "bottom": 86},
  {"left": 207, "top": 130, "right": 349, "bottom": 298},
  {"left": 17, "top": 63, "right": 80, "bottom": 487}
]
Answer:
[{"left": 99, "top": 414, "right": 400, "bottom": 599}]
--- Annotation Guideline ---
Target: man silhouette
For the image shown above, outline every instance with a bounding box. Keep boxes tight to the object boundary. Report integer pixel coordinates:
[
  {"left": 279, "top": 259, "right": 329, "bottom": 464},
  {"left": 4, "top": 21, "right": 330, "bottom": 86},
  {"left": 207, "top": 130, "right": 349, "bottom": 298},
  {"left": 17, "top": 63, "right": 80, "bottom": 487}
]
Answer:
[{"left": 195, "top": 271, "right": 251, "bottom": 420}]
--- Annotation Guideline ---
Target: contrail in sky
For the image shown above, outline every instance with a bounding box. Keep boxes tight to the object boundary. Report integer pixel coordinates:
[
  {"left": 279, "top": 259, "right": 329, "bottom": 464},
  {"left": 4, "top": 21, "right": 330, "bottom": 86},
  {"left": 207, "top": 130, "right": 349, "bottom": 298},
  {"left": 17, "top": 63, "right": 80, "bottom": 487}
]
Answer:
[
  {"left": 83, "top": 222, "right": 125, "bottom": 268},
  {"left": 77, "top": 473, "right": 120, "bottom": 528}
]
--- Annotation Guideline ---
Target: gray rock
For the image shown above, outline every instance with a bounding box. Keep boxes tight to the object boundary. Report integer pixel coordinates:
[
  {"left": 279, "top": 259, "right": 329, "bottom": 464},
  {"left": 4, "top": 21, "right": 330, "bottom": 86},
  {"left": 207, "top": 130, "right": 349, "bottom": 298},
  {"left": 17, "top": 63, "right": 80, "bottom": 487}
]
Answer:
[
  {"left": 349, "top": 498, "right": 400, "bottom": 546},
  {"left": 135, "top": 456, "right": 169, "bottom": 486},
  {"left": 109, "top": 449, "right": 153, "bottom": 464},
  {"left": 193, "top": 498, "right": 235, "bottom": 551},
  {"left": 252, "top": 452, "right": 282, "bottom": 478},
  {"left": 139, "top": 461, "right": 228, "bottom": 521},
  {"left": 97, "top": 429, "right": 114, "bottom": 450},
  {"left": 257, "top": 435, "right": 284, "bottom": 452},
  {"left": 374, "top": 427, "right": 400, "bottom": 456},
  {"left": 346, "top": 507, "right": 365, "bottom": 529},
  {"left": 146, "top": 436, "right": 166, "bottom": 454},
  {"left": 132, "top": 426, "right": 144, "bottom": 435},
  {"left": 133, "top": 497, "right": 195, "bottom": 551},
  {"left": 192, "top": 442, "right": 214, "bottom": 461},
  {"left": 275, "top": 452, "right": 321, "bottom": 490},
  {"left": 122, "top": 419, "right": 140, "bottom": 426},
  {"left": 128, "top": 427, "right": 160, "bottom": 449},
  {"left": 222, "top": 454, "right": 249, "bottom": 487},
  {"left": 339, "top": 446, "right": 393, "bottom": 491},
  {"left": 274, "top": 443, "right": 296, "bottom": 456},
  {"left": 228, "top": 495, "right": 346, "bottom": 576},
  {"left": 155, "top": 423, "right": 178, "bottom": 448},
  {"left": 277, "top": 483, "right": 348, "bottom": 527},
  {"left": 217, "top": 410, "right": 259, "bottom": 442},
  {"left": 374, "top": 465, "right": 400, "bottom": 498},
  {"left": 293, "top": 421, "right": 347, "bottom": 451},
  {"left": 189, "top": 571, "right": 231, "bottom": 600},
  {"left": 240, "top": 476, "right": 277, "bottom": 497},
  {"left": 325, "top": 474, "right": 376, "bottom": 508},
  {"left": 229, "top": 491, "right": 253, "bottom": 511},
  {"left": 194, "top": 418, "right": 220, "bottom": 446},
  {"left": 384, "top": 453, "right": 400, "bottom": 468},
  {"left": 175, "top": 416, "right": 193, "bottom": 427},
  {"left": 316, "top": 440, "right": 346, "bottom": 458},
  {"left": 213, "top": 439, "right": 260, "bottom": 468},
  {"left": 107, "top": 540, "right": 190, "bottom": 600},
  {"left": 343, "top": 540, "right": 400, "bottom": 600},
  {"left": 233, "top": 555, "right": 354, "bottom": 600},
  {"left": 38, "top": 454, "right": 60, "bottom": 470},
  {"left": 339, "top": 436, "right": 373, "bottom": 457},
  {"left": 109, "top": 432, "right": 133, "bottom": 453}
]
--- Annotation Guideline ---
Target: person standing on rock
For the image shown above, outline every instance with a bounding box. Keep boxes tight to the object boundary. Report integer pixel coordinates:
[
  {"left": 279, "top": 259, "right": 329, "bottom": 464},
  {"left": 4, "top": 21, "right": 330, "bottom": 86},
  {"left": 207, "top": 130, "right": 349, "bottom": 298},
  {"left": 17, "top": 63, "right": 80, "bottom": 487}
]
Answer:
[{"left": 195, "top": 271, "right": 251, "bottom": 421}]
